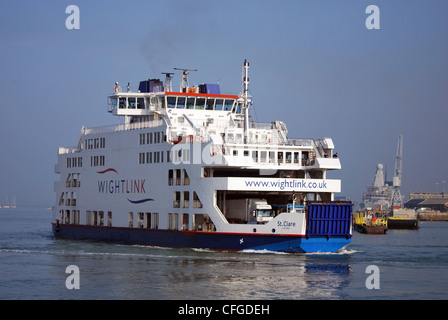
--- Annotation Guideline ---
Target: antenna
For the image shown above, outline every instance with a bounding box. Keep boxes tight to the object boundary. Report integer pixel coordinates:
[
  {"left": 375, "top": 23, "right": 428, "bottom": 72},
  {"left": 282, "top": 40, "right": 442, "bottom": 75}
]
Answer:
[
  {"left": 241, "top": 59, "right": 251, "bottom": 144},
  {"left": 162, "top": 72, "right": 175, "bottom": 92},
  {"left": 174, "top": 68, "right": 197, "bottom": 92}
]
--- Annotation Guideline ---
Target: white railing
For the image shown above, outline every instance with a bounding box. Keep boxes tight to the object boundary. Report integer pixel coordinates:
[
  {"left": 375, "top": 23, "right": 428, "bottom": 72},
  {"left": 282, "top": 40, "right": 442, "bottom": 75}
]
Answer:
[
  {"left": 286, "top": 139, "right": 314, "bottom": 147},
  {"left": 58, "top": 147, "right": 79, "bottom": 154},
  {"left": 83, "top": 119, "right": 164, "bottom": 135}
]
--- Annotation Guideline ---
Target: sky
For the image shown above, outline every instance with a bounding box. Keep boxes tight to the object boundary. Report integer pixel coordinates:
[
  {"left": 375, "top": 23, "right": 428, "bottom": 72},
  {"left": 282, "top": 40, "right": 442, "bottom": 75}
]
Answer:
[{"left": 0, "top": 0, "right": 447, "bottom": 207}]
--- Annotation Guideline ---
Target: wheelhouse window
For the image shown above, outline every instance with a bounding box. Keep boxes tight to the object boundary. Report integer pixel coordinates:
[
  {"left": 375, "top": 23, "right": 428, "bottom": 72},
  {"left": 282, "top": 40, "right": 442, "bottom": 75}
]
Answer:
[
  {"left": 215, "top": 99, "right": 223, "bottom": 111},
  {"left": 109, "top": 97, "right": 118, "bottom": 111},
  {"left": 195, "top": 98, "right": 205, "bottom": 110},
  {"left": 206, "top": 98, "right": 215, "bottom": 110},
  {"left": 119, "top": 97, "right": 126, "bottom": 109},
  {"left": 117, "top": 97, "right": 144, "bottom": 109},
  {"left": 177, "top": 97, "right": 186, "bottom": 108},
  {"left": 186, "top": 97, "right": 195, "bottom": 109},
  {"left": 163, "top": 95, "right": 238, "bottom": 111},
  {"left": 223, "top": 99, "right": 234, "bottom": 111},
  {"left": 233, "top": 101, "right": 242, "bottom": 114},
  {"left": 137, "top": 97, "right": 145, "bottom": 109},
  {"left": 158, "top": 97, "right": 165, "bottom": 108},
  {"left": 167, "top": 96, "right": 176, "bottom": 108},
  {"left": 128, "top": 97, "right": 136, "bottom": 109}
]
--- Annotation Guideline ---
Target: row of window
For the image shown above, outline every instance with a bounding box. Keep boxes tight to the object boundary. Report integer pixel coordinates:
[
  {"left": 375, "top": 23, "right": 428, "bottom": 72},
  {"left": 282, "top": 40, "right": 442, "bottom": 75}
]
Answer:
[
  {"left": 136, "top": 146, "right": 315, "bottom": 166},
  {"left": 173, "top": 213, "right": 215, "bottom": 231},
  {"left": 86, "top": 210, "right": 113, "bottom": 227},
  {"left": 82, "top": 137, "right": 106, "bottom": 150},
  {"left": 65, "top": 173, "right": 81, "bottom": 188},
  {"left": 138, "top": 151, "right": 165, "bottom": 164},
  {"left": 173, "top": 191, "right": 203, "bottom": 209},
  {"left": 228, "top": 149, "right": 314, "bottom": 166},
  {"left": 65, "top": 155, "right": 106, "bottom": 168},
  {"left": 139, "top": 131, "right": 165, "bottom": 145},
  {"left": 168, "top": 169, "right": 190, "bottom": 186},
  {"left": 138, "top": 149, "right": 193, "bottom": 165},
  {"left": 90, "top": 155, "right": 105, "bottom": 167},
  {"left": 110, "top": 95, "right": 242, "bottom": 114},
  {"left": 58, "top": 210, "right": 215, "bottom": 232},
  {"left": 59, "top": 192, "right": 77, "bottom": 206},
  {"left": 129, "top": 212, "right": 159, "bottom": 229},
  {"left": 166, "top": 96, "right": 242, "bottom": 114},
  {"left": 59, "top": 209, "right": 81, "bottom": 225},
  {"left": 67, "top": 157, "right": 82, "bottom": 168},
  {"left": 83, "top": 149, "right": 314, "bottom": 168},
  {"left": 118, "top": 97, "right": 146, "bottom": 109},
  {"left": 139, "top": 212, "right": 213, "bottom": 231}
]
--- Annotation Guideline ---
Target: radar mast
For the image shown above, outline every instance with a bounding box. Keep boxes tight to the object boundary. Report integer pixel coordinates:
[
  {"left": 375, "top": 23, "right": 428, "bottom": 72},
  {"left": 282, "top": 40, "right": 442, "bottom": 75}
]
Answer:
[{"left": 174, "top": 68, "right": 197, "bottom": 92}]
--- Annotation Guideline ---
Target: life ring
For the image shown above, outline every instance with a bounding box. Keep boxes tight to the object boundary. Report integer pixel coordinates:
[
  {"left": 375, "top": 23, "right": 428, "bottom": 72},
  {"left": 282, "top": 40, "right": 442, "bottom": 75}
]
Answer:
[{"left": 114, "top": 86, "right": 120, "bottom": 93}]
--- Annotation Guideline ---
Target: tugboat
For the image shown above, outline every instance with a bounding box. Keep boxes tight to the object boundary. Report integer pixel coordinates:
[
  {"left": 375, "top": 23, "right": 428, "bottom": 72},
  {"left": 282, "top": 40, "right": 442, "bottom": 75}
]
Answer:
[
  {"left": 52, "top": 60, "right": 353, "bottom": 253},
  {"left": 354, "top": 210, "right": 387, "bottom": 234}
]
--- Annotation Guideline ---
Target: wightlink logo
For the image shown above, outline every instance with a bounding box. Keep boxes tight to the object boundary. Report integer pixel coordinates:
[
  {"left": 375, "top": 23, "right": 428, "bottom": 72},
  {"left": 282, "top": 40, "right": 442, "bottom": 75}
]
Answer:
[
  {"left": 97, "top": 179, "right": 146, "bottom": 194},
  {"left": 96, "top": 168, "right": 153, "bottom": 204}
]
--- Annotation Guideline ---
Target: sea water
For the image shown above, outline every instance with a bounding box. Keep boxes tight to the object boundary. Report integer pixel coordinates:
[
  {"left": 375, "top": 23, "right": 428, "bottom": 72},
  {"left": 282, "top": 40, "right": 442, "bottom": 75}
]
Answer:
[{"left": 1, "top": 207, "right": 447, "bottom": 300}]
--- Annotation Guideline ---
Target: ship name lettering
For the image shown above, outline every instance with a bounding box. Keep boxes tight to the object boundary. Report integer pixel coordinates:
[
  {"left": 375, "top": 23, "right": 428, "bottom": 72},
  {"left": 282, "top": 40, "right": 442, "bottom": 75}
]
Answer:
[{"left": 277, "top": 220, "right": 296, "bottom": 227}]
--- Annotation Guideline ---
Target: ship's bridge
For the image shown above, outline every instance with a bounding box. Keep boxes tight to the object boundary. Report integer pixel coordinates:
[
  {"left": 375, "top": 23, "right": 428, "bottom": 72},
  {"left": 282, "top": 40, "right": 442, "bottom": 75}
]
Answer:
[
  {"left": 107, "top": 78, "right": 243, "bottom": 118},
  {"left": 164, "top": 92, "right": 242, "bottom": 114},
  {"left": 107, "top": 92, "right": 158, "bottom": 116}
]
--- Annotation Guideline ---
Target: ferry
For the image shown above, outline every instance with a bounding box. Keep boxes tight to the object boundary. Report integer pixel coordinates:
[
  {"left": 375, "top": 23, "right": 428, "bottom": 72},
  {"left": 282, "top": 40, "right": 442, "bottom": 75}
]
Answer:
[{"left": 52, "top": 60, "right": 353, "bottom": 253}]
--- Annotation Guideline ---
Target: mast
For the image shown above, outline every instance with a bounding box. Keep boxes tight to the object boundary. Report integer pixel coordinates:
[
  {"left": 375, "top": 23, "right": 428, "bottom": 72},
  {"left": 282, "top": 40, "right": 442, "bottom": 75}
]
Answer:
[
  {"left": 162, "top": 72, "right": 174, "bottom": 92},
  {"left": 242, "top": 59, "right": 250, "bottom": 144},
  {"left": 174, "top": 68, "right": 197, "bottom": 92}
]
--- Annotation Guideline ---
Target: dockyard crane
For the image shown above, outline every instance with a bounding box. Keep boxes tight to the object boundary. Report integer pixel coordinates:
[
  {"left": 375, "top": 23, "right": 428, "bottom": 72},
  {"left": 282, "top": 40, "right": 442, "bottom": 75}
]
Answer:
[{"left": 391, "top": 134, "right": 404, "bottom": 208}]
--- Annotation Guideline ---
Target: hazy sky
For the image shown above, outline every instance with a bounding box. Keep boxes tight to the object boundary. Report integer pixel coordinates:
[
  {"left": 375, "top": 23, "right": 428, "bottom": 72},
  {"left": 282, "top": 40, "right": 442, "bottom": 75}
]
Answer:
[{"left": 0, "top": 0, "right": 447, "bottom": 206}]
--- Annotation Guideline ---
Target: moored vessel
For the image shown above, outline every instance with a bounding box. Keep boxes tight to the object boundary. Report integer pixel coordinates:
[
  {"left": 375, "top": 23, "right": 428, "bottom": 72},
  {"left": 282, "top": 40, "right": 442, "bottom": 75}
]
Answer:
[
  {"left": 354, "top": 211, "right": 387, "bottom": 234},
  {"left": 388, "top": 208, "right": 419, "bottom": 230}
]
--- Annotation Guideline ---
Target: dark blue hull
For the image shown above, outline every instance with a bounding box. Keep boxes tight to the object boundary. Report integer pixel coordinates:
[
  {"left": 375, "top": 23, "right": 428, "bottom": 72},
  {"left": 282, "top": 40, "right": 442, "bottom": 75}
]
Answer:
[{"left": 52, "top": 223, "right": 351, "bottom": 253}]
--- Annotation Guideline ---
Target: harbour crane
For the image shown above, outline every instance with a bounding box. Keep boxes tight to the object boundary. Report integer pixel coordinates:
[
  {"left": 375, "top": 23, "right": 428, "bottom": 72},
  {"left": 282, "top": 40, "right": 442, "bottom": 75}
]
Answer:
[{"left": 391, "top": 134, "right": 404, "bottom": 208}]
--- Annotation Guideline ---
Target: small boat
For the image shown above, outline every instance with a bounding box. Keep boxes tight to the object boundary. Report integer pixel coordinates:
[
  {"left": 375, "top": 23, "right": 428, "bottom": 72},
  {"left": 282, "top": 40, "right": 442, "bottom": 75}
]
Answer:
[
  {"left": 387, "top": 208, "right": 419, "bottom": 230},
  {"left": 354, "top": 211, "right": 387, "bottom": 234}
]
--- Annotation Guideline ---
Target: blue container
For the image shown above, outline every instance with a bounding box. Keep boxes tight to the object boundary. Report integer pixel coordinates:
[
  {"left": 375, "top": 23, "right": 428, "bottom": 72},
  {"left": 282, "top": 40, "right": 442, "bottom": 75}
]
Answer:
[
  {"left": 199, "top": 84, "right": 221, "bottom": 94},
  {"left": 139, "top": 79, "right": 164, "bottom": 93}
]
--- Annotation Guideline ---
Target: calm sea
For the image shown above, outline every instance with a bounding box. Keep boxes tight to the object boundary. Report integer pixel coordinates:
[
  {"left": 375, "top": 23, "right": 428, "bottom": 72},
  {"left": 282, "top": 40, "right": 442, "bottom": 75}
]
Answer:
[{"left": 1, "top": 207, "right": 447, "bottom": 301}]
